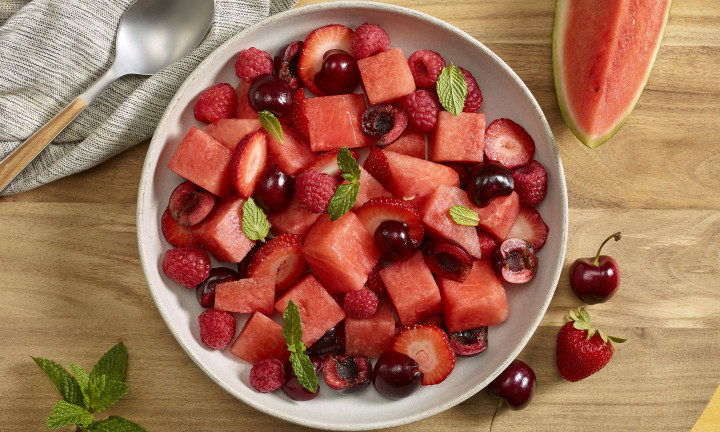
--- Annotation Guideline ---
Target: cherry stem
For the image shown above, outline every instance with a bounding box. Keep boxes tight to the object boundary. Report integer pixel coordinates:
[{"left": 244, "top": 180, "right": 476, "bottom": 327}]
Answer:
[
  {"left": 593, "top": 232, "right": 622, "bottom": 266},
  {"left": 489, "top": 398, "right": 503, "bottom": 432}
]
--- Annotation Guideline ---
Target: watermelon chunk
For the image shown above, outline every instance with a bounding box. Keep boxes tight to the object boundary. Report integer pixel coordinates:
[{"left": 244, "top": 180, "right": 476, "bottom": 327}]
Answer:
[
  {"left": 379, "top": 250, "right": 443, "bottom": 325},
  {"left": 357, "top": 47, "right": 416, "bottom": 105},
  {"left": 420, "top": 185, "right": 483, "bottom": 259},
  {"left": 438, "top": 260, "right": 509, "bottom": 332},
  {"left": 204, "top": 118, "right": 261, "bottom": 151},
  {"left": 213, "top": 276, "right": 275, "bottom": 315},
  {"left": 477, "top": 191, "right": 521, "bottom": 241},
  {"left": 302, "top": 212, "right": 380, "bottom": 294},
  {"left": 191, "top": 195, "right": 257, "bottom": 263},
  {"left": 266, "top": 123, "right": 316, "bottom": 176},
  {"left": 384, "top": 130, "right": 427, "bottom": 159},
  {"left": 304, "top": 93, "right": 374, "bottom": 152},
  {"left": 344, "top": 297, "right": 396, "bottom": 357},
  {"left": 430, "top": 111, "right": 486, "bottom": 163},
  {"left": 230, "top": 312, "right": 289, "bottom": 364},
  {"left": 167, "top": 127, "right": 233, "bottom": 198},
  {"left": 267, "top": 196, "right": 321, "bottom": 237},
  {"left": 383, "top": 150, "right": 460, "bottom": 208},
  {"left": 350, "top": 166, "right": 393, "bottom": 210},
  {"left": 274, "top": 274, "right": 346, "bottom": 347}
]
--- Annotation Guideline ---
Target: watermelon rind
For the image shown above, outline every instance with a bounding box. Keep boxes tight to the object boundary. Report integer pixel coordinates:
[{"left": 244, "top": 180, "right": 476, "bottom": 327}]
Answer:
[{"left": 552, "top": 0, "right": 672, "bottom": 148}]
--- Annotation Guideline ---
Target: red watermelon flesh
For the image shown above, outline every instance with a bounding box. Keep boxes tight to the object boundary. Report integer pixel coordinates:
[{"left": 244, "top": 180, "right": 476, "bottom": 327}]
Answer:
[
  {"left": 304, "top": 93, "right": 374, "bottom": 152},
  {"left": 477, "top": 191, "right": 521, "bottom": 241},
  {"left": 357, "top": 47, "right": 416, "bottom": 105},
  {"left": 267, "top": 196, "right": 321, "bottom": 238},
  {"left": 553, "top": 0, "right": 672, "bottom": 148},
  {"left": 266, "top": 123, "right": 316, "bottom": 176},
  {"left": 383, "top": 150, "right": 460, "bottom": 208},
  {"left": 344, "top": 297, "right": 396, "bottom": 357},
  {"left": 230, "top": 312, "right": 290, "bottom": 364},
  {"left": 430, "top": 111, "right": 485, "bottom": 163},
  {"left": 420, "top": 185, "right": 483, "bottom": 259},
  {"left": 191, "top": 195, "right": 256, "bottom": 263},
  {"left": 234, "top": 81, "right": 257, "bottom": 119},
  {"left": 349, "top": 166, "right": 393, "bottom": 210},
  {"left": 204, "top": 118, "right": 261, "bottom": 151},
  {"left": 167, "top": 127, "right": 233, "bottom": 198},
  {"left": 384, "top": 130, "right": 427, "bottom": 159},
  {"left": 213, "top": 276, "right": 275, "bottom": 315}
]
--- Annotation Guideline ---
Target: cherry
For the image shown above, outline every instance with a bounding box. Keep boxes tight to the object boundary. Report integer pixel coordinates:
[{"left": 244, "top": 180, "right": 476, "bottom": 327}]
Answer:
[
  {"left": 422, "top": 240, "right": 473, "bottom": 282},
  {"left": 280, "top": 356, "right": 322, "bottom": 401},
  {"left": 168, "top": 180, "right": 215, "bottom": 226},
  {"left": 486, "top": 359, "right": 536, "bottom": 410},
  {"left": 253, "top": 164, "right": 294, "bottom": 212},
  {"left": 374, "top": 220, "right": 415, "bottom": 261},
  {"left": 307, "top": 325, "right": 345, "bottom": 355},
  {"left": 195, "top": 267, "right": 240, "bottom": 308},
  {"left": 466, "top": 161, "right": 514, "bottom": 207},
  {"left": 449, "top": 327, "right": 488, "bottom": 356},
  {"left": 569, "top": 232, "right": 622, "bottom": 304},
  {"left": 490, "top": 238, "right": 537, "bottom": 284},
  {"left": 274, "top": 41, "right": 303, "bottom": 89},
  {"left": 247, "top": 73, "right": 292, "bottom": 117},
  {"left": 372, "top": 351, "right": 423, "bottom": 399},
  {"left": 361, "top": 103, "right": 408, "bottom": 147},
  {"left": 323, "top": 354, "right": 372, "bottom": 394},
  {"left": 314, "top": 49, "right": 360, "bottom": 95}
]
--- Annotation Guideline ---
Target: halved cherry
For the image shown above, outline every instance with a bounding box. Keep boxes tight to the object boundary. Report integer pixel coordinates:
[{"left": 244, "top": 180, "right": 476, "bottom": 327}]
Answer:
[{"left": 490, "top": 238, "right": 538, "bottom": 284}]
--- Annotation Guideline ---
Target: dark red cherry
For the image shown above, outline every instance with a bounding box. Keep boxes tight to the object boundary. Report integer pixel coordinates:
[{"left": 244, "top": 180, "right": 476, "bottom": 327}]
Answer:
[
  {"left": 374, "top": 220, "right": 415, "bottom": 261},
  {"left": 486, "top": 359, "right": 536, "bottom": 410},
  {"left": 314, "top": 50, "right": 360, "bottom": 95},
  {"left": 307, "top": 325, "right": 345, "bottom": 356},
  {"left": 323, "top": 354, "right": 371, "bottom": 394},
  {"left": 253, "top": 164, "right": 294, "bottom": 212},
  {"left": 467, "top": 161, "right": 514, "bottom": 207},
  {"left": 281, "top": 358, "right": 321, "bottom": 401},
  {"left": 490, "top": 238, "right": 537, "bottom": 284},
  {"left": 372, "top": 351, "right": 423, "bottom": 399},
  {"left": 449, "top": 327, "right": 488, "bottom": 356},
  {"left": 248, "top": 73, "right": 292, "bottom": 117},
  {"left": 422, "top": 240, "right": 473, "bottom": 282},
  {"left": 569, "top": 232, "right": 622, "bottom": 304},
  {"left": 361, "top": 103, "right": 408, "bottom": 147},
  {"left": 274, "top": 41, "right": 303, "bottom": 89},
  {"left": 195, "top": 267, "right": 240, "bottom": 308}
]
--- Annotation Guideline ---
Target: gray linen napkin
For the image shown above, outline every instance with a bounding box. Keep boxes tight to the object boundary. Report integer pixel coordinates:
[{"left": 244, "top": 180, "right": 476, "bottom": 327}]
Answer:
[{"left": 0, "top": 0, "right": 297, "bottom": 196}]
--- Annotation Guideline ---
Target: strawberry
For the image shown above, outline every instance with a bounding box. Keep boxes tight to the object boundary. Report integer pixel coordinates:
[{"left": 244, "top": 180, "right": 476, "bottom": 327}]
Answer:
[
  {"left": 506, "top": 206, "right": 549, "bottom": 250},
  {"left": 363, "top": 147, "right": 391, "bottom": 184},
  {"left": 556, "top": 308, "right": 627, "bottom": 382},
  {"left": 294, "top": 169, "right": 339, "bottom": 213},
  {"left": 306, "top": 148, "right": 359, "bottom": 179},
  {"left": 354, "top": 197, "right": 424, "bottom": 245},
  {"left": 162, "top": 247, "right": 211, "bottom": 288},
  {"left": 297, "top": 24, "right": 354, "bottom": 95},
  {"left": 161, "top": 207, "right": 202, "bottom": 248},
  {"left": 229, "top": 130, "right": 268, "bottom": 197},
  {"left": 246, "top": 234, "right": 307, "bottom": 292},
  {"left": 393, "top": 324, "right": 456, "bottom": 385},
  {"left": 198, "top": 308, "right": 236, "bottom": 350},
  {"left": 290, "top": 88, "right": 310, "bottom": 139},
  {"left": 511, "top": 160, "right": 548, "bottom": 207},
  {"left": 193, "top": 83, "right": 237, "bottom": 124},
  {"left": 484, "top": 118, "right": 535, "bottom": 168}
]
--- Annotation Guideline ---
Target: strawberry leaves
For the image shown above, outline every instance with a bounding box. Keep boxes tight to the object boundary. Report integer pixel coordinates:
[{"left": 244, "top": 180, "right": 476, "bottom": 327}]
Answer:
[{"left": 569, "top": 307, "right": 628, "bottom": 346}]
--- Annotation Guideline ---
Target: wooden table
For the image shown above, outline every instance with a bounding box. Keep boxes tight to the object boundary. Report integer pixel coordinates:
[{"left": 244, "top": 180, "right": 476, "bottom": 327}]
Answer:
[{"left": 2, "top": 1, "right": 718, "bottom": 430}]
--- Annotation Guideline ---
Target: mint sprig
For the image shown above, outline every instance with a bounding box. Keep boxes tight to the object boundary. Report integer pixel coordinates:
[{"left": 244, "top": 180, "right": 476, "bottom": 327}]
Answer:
[
  {"left": 241, "top": 197, "right": 270, "bottom": 241},
  {"left": 33, "top": 342, "right": 146, "bottom": 431},
  {"left": 449, "top": 205, "right": 480, "bottom": 226},
  {"left": 282, "top": 300, "right": 319, "bottom": 393},
  {"left": 436, "top": 62, "right": 468, "bottom": 116},
  {"left": 328, "top": 147, "right": 361, "bottom": 221},
  {"left": 258, "top": 110, "right": 284, "bottom": 144}
]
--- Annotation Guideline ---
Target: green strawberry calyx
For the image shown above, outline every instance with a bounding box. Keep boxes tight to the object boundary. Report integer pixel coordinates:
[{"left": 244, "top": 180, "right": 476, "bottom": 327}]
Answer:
[{"left": 569, "top": 307, "right": 628, "bottom": 347}]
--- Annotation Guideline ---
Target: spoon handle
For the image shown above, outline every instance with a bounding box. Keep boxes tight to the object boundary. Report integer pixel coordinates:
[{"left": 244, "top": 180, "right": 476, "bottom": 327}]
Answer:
[{"left": 0, "top": 97, "right": 87, "bottom": 192}]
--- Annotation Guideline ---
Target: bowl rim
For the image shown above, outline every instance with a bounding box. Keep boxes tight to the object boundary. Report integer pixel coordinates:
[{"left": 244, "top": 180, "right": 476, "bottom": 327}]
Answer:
[{"left": 137, "top": 1, "right": 569, "bottom": 430}]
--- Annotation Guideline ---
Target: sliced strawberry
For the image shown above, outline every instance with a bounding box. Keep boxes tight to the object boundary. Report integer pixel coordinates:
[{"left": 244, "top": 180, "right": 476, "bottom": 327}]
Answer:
[
  {"left": 161, "top": 207, "right": 202, "bottom": 248},
  {"left": 229, "top": 130, "right": 268, "bottom": 197},
  {"left": 354, "top": 197, "right": 424, "bottom": 245},
  {"left": 290, "top": 88, "right": 310, "bottom": 139},
  {"left": 484, "top": 118, "right": 535, "bottom": 168},
  {"left": 298, "top": 24, "right": 354, "bottom": 96},
  {"left": 247, "top": 233, "right": 307, "bottom": 293},
  {"left": 306, "top": 148, "right": 359, "bottom": 179},
  {"left": 363, "top": 147, "right": 391, "bottom": 184},
  {"left": 393, "top": 324, "right": 456, "bottom": 385},
  {"left": 505, "top": 206, "right": 548, "bottom": 250}
]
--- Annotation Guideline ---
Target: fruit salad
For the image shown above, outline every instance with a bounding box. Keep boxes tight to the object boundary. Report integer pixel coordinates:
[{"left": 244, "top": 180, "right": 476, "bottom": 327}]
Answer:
[{"left": 158, "top": 21, "right": 550, "bottom": 401}]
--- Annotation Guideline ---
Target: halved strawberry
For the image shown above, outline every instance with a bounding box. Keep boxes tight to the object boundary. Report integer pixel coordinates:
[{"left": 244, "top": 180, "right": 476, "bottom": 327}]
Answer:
[
  {"left": 363, "top": 147, "right": 391, "bottom": 184},
  {"left": 392, "top": 324, "right": 456, "bottom": 385},
  {"left": 161, "top": 207, "right": 202, "bottom": 248},
  {"left": 306, "top": 148, "right": 359, "bottom": 179},
  {"left": 298, "top": 24, "right": 354, "bottom": 96},
  {"left": 354, "top": 197, "right": 424, "bottom": 245},
  {"left": 247, "top": 233, "right": 307, "bottom": 292},
  {"left": 229, "top": 130, "right": 268, "bottom": 197},
  {"left": 505, "top": 206, "right": 549, "bottom": 250},
  {"left": 290, "top": 88, "right": 310, "bottom": 139},
  {"left": 484, "top": 118, "right": 535, "bottom": 168}
]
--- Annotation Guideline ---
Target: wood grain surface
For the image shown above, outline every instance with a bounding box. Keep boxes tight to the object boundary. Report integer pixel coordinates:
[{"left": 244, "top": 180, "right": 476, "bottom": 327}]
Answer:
[{"left": 1, "top": 1, "right": 718, "bottom": 431}]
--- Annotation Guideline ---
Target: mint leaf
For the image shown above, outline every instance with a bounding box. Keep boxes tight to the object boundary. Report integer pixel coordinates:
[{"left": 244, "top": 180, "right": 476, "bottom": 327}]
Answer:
[
  {"left": 282, "top": 300, "right": 318, "bottom": 393},
  {"left": 289, "top": 352, "right": 318, "bottom": 393},
  {"left": 90, "top": 342, "right": 127, "bottom": 383},
  {"left": 241, "top": 197, "right": 270, "bottom": 241},
  {"left": 449, "top": 205, "right": 480, "bottom": 226},
  {"left": 90, "top": 380, "right": 129, "bottom": 413},
  {"left": 337, "top": 147, "right": 360, "bottom": 183},
  {"left": 258, "top": 110, "right": 283, "bottom": 144},
  {"left": 47, "top": 401, "right": 93, "bottom": 429},
  {"left": 33, "top": 357, "right": 85, "bottom": 408},
  {"left": 437, "top": 62, "right": 467, "bottom": 116},
  {"left": 327, "top": 183, "right": 359, "bottom": 221},
  {"left": 85, "top": 416, "right": 147, "bottom": 432},
  {"left": 69, "top": 363, "right": 90, "bottom": 392}
]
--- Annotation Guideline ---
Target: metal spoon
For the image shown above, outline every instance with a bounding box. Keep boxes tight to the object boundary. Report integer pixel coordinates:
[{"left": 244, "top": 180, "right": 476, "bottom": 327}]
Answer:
[{"left": 0, "top": 0, "right": 215, "bottom": 192}]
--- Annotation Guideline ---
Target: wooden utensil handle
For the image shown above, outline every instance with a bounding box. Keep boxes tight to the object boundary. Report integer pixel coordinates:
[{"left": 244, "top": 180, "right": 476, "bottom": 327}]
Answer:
[{"left": 0, "top": 97, "right": 87, "bottom": 192}]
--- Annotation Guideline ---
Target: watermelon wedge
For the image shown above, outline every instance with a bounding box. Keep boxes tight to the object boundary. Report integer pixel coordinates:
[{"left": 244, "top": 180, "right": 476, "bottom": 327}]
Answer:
[{"left": 553, "top": 0, "right": 671, "bottom": 148}]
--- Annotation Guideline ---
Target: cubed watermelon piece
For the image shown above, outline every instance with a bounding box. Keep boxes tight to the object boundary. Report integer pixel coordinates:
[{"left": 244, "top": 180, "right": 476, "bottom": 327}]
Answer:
[
  {"left": 430, "top": 111, "right": 486, "bottom": 163},
  {"left": 420, "top": 185, "right": 483, "bottom": 259},
  {"left": 274, "top": 274, "right": 346, "bottom": 347},
  {"left": 266, "top": 123, "right": 316, "bottom": 176},
  {"left": 478, "top": 191, "right": 521, "bottom": 240},
  {"left": 230, "top": 312, "right": 290, "bottom": 364},
  {"left": 344, "top": 297, "right": 396, "bottom": 357},
  {"left": 379, "top": 250, "right": 443, "bottom": 325},
  {"left": 350, "top": 166, "right": 393, "bottom": 210},
  {"left": 302, "top": 212, "right": 380, "bottom": 294},
  {"left": 438, "top": 260, "right": 509, "bottom": 332},
  {"left": 267, "top": 196, "right": 321, "bottom": 237},
  {"left": 304, "top": 93, "right": 373, "bottom": 152},
  {"left": 204, "top": 118, "right": 262, "bottom": 151},
  {"left": 191, "top": 195, "right": 257, "bottom": 263},
  {"left": 168, "top": 127, "right": 233, "bottom": 198},
  {"left": 383, "top": 150, "right": 460, "bottom": 208},
  {"left": 234, "top": 81, "right": 257, "bottom": 119},
  {"left": 357, "top": 47, "right": 416, "bottom": 105},
  {"left": 213, "top": 276, "right": 275, "bottom": 315},
  {"left": 384, "top": 130, "right": 427, "bottom": 159}
]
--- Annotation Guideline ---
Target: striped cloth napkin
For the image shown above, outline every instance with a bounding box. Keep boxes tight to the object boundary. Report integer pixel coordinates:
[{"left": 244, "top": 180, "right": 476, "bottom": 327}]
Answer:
[{"left": 0, "top": 0, "right": 296, "bottom": 196}]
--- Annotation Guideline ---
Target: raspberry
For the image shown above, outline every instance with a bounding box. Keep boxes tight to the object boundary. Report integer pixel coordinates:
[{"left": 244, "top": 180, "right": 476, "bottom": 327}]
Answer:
[
  {"left": 197, "top": 308, "right": 236, "bottom": 350},
  {"left": 193, "top": 83, "right": 237, "bottom": 124},
  {"left": 363, "top": 147, "right": 391, "bottom": 184},
  {"left": 352, "top": 23, "right": 390, "bottom": 59},
  {"left": 162, "top": 247, "right": 210, "bottom": 288},
  {"left": 477, "top": 230, "right": 498, "bottom": 258},
  {"left": 396, "top": 89, "right": 440, "bottom": 133},
  {"left": 343, "top": 288, "right": 379, "bottom": 319},
  {"left": 249, "top": 358, "right": 286, "bottom": 393},
  {"left": 511, "top": 160, "right": 548, "bottom": 207},
  {"left": 459, "top": 67, "right": 483, "bottom": 113},
  {"left": 294, "top": 169, "right": 339, "bottom": 213},
  {"left": 365, "top": 262, "right": 385, "bottom": 295},
  {"left": 407, "top": 50, "right": 446, "bottom": 88},
  {"left": 235, "top": 47, "right": 274, "bottom": 82}
]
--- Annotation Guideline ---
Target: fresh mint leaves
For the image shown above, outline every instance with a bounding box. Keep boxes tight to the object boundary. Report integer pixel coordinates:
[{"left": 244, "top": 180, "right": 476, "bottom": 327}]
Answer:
[
  {"left": 282, "top": 300, "right": 319, "bottom": 393},
  {"left": 436, "top": 62, "right": 468, "bottom": 116},
  {"left": 258, "top": 110, "right": 284, "bottom": 144},
  {"left": 328, "top": 147, "right": 361, "bottom": 221},
  {"left": 33, "top": 342, "right": 146, "bottom": 432},
  {"left": 449, "top": 205, "right": 480, "bottom": 226},
  {"left": 241, "top": 197, "right": 270, "bottom": 241}
]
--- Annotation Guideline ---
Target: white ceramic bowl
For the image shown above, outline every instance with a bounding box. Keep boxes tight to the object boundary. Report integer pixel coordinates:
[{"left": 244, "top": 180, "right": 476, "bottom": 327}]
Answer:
[{"left": 137, "top": 2, "right": 568, "bottom": 430}]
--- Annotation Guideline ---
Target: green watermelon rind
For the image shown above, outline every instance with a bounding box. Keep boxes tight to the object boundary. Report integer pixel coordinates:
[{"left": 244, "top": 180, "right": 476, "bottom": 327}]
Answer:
[{"left": 552, "top": 0, "right": 672, "bottom": 149}]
